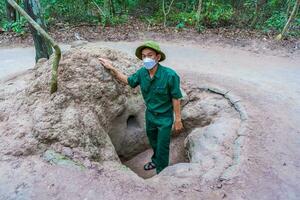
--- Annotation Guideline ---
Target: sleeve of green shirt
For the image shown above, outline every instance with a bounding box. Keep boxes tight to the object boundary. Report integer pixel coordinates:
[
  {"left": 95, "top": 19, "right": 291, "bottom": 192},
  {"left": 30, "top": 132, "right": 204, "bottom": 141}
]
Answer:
[
  {"left": 127, "top": 69, "right": 140, "bottom": 88},
  {"left": 169, "top": 73, "right": 183, "bottom": 99}
]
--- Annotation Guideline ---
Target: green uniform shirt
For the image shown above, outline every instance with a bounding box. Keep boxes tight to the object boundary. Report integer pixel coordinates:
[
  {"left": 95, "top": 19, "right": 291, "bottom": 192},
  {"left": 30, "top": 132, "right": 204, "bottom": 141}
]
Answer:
[{"left": 127, "top": 64, "right": 182, "bottom": 114}]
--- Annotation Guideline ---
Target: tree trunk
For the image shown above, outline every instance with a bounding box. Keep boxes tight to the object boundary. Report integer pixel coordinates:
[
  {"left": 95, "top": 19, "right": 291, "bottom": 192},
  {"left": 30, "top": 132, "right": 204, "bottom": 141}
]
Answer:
[
  {"left": 231, "top": 0, "right": 242, "bottom": 12},
  {"left": 231, "top": 0, "right": 243, "bottom": 25},
  {"left": 24, "top": 0, "right": 53, "bottom": 62},
  {"left": 103, "top": 0, "right": 111, "bottom": 25},
  {"left": 195, "top": 0, "right": 203, "bottom": 31},
  {"left": 110, "top": 0, "right": 115, "bottom": 16},
  {"left": 276, "top": 0, "right": 300, "bottom": 40},
  {"left": 287, "top": 0, "right": 292, "bottom": 15},
  {"left": 184, "top": 0, "right": 189, "bottom": 12},
  {"left": 6, "top": 1, "right": 16, "bottom": 21},
  {"left": 92, "top": 0, "right": 106, "bottom": 23},
  {"left": 121, "top": 0, "right": 127, "bottom": 14},
  {"left": 104, "top": 0, "right": 110, "bottom": 16},
  {"left": 250, "top": 1, "right": 259, "bottom": 28},
  {"left": 7, "top": 0, "right": 61, "bottom": 94},
  {"left": 250, "top": 0, "right": 267, "bottom": 28},
  {"left": 162, "top": 0, "right": 175, "bottom": 27},
  {"left": 6, "top": 0, "right": 17, "bottom": 30}
]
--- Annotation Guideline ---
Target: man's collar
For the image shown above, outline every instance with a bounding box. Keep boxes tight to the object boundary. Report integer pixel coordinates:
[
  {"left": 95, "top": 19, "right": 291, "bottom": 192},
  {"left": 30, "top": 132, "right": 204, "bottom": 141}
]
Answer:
[{"left": 145, "top": 63, "right": 161, "bottom": 80}]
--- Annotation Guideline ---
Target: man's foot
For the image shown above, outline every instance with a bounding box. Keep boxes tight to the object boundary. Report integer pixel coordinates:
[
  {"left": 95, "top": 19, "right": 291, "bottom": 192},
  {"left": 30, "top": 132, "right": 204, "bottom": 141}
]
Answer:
[{"left": 144, "top": 162, "right": 156, "bottom": 170}]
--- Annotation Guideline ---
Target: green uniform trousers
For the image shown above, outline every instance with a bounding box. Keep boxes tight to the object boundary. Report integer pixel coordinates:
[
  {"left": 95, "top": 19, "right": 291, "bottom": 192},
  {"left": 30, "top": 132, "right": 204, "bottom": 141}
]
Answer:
[{"left": 145, "top": 109, "right": 173, "bottom": 174}]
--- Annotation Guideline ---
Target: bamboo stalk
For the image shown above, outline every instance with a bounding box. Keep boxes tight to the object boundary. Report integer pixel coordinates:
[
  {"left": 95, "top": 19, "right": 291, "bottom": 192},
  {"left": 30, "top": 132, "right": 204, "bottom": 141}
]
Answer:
[
  {"left": 276, "top": 0, "right": 300, "bottom": 40},
  {"left": 7, "top": 0, "right": 61, "bottom": 94}
]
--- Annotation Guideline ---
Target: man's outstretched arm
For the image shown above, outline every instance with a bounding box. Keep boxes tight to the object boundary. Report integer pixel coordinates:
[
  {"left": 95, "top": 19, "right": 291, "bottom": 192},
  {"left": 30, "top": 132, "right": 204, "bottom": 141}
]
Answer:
[{"left": 98, "top": 58, "right": 128, "bottom": 84}]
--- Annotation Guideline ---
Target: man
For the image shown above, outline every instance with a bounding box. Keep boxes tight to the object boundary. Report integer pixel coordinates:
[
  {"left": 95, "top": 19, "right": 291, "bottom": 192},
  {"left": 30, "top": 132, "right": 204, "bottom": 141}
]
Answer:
[{"left": 99, "top": 41, "right": 183, "bottom": 174}]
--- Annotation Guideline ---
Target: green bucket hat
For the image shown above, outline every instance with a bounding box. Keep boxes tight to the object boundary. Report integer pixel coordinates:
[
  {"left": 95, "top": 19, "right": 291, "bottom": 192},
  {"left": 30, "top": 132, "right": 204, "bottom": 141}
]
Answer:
[{"left": 135, "top": 41, "right": 166, "bottom": 62}]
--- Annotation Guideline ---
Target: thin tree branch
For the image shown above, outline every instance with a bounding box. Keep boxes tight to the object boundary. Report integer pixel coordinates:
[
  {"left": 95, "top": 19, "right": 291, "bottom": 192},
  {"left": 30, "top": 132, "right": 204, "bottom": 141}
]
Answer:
[
  {"left": 7, "top": 0, "right": 61, "bottom": 94},
  {"left": 162, "top": 0, "right": 175, "bottom": 27},
  {"left": 92, "top": 0, "right": 106, "bottom": 17}
]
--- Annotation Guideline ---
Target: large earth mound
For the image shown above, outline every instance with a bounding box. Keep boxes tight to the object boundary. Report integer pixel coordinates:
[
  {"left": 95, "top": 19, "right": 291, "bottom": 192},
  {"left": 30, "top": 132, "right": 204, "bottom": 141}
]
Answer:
[{"left": 0, "top": 46, "right": 248, "bottom": 199}]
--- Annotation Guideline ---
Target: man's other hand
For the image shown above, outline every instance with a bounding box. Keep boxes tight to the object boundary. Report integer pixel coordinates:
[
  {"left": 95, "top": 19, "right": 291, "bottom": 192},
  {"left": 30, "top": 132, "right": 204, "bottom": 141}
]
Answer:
[{"left": 174, "top": 119, "right": 184, "bottom": 135}]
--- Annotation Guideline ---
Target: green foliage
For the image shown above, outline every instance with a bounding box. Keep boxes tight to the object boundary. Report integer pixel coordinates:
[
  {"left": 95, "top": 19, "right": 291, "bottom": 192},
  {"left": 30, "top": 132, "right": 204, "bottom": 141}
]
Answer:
[
  {"left": 40, "top": 0, "right": 131, "bottom": 26},
  {"left": 149, "top": 1, "right": 234, "bottom": 28},
  {"left": 0, "top": 1, "right": 27, "bottom": 34},
  {"left": 175, "top": 22, "right": 185, "bottom": 29},
  {"left": 202, "top": 1, "right": 233, "bottom": 27},
  {"left": 0, "top": 1, "right": 5, "bottom": 23},
  {"left": 0, "top": 0, "right": 299, "bottom": 37},
  {"left": 41, "top": 0, "right": 97, "bottom": 24},
  {"left": 264, "top": 11, "right": 287, "bottom": 31},
  {"left": 142, "top": 10, "right": 164, "bottom": 25},
  {"left": 290, "top": 17, "right": 300, "bottom": 36},
  {"left": 196, "top": 24, "right": 205, "bottom": 33},
  {"left": 1, "top": 16, "right": 27, "bottom": 35},
  {"left": 170, "top": 11, "right": 197, "bottom": 27},
  {"left": 110, "top": 14, "right": 128, "bottom": 25}
]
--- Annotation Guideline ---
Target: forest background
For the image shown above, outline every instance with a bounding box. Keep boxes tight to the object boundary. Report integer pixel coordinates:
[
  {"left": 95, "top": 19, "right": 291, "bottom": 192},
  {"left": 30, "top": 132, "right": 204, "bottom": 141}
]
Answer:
[{"left": 1, "top": 0, "right": 299, "bottom": 38}]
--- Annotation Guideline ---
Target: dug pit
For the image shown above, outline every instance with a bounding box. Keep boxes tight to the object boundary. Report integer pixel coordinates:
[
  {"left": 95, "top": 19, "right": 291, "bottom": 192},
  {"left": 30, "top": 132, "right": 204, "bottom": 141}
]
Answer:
[{"left": 106, "top": 83, "right": 244, "bottom": 179}]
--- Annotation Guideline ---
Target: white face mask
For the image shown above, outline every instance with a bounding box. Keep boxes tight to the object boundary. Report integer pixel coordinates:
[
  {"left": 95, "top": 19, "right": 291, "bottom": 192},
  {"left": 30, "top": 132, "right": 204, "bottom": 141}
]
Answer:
[{"left": 143, "top": 57, "right": 157, "bottom": 70}]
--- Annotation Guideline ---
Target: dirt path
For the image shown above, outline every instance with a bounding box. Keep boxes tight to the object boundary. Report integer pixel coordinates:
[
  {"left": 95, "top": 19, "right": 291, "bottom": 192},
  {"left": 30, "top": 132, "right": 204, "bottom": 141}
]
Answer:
[
  {"left": 0, "top": 44, "right": 70, "bottom": 81},
  {"left": 0, "top": 41, "right": 299, "bottom": 199}
]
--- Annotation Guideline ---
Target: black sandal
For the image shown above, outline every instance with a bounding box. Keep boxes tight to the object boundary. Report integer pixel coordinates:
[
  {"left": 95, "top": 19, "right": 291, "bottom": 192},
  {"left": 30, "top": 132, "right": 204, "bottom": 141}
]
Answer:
[{"left": 144, "top": 162, "right": 156, "bottom": 170}]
